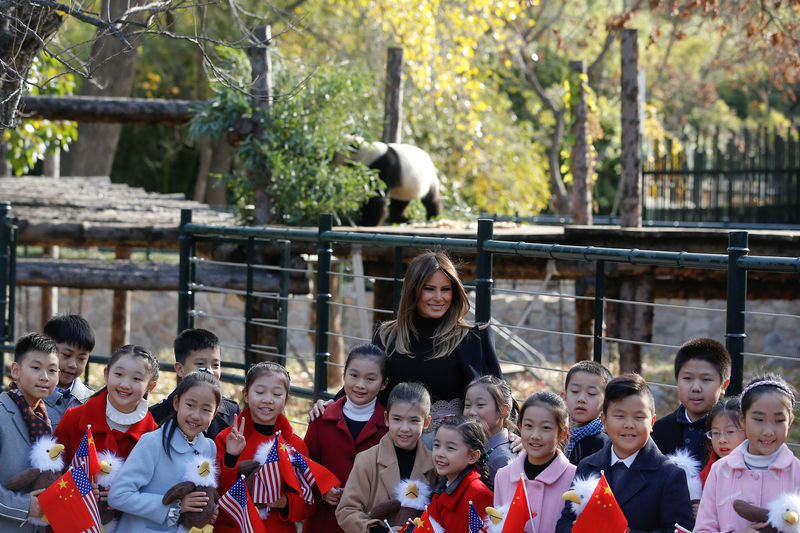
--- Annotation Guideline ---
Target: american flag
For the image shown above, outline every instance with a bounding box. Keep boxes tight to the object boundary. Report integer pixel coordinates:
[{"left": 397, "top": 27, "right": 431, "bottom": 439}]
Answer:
[
  {"left": 219, "top": 477, "right": 264, "bottom": 533},
  {"left": 399, "top": 518, "right": 416, "bottom": 533},
  {"left": 468, "top": 501, "right": 487, "bottom": 533},
  {"left": 72, "top": 466, "right": 102, "bottom": 533},
  {"left": 71, "top": 427, "right": 100, "bottom": 481},
  {"left": 291, "top": 452, "right": 316, "bottom": 504},
  {"left": 252, "top": 437, "right": 282, "bottom": 504}
]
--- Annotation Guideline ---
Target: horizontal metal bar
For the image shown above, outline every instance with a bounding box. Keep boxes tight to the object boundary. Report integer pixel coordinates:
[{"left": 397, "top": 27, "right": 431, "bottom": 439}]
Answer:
[
  {"left": 601, "top": 336, "right": 681, "bottom": 350},
  {"left": 497, "top": 358, "right": 568, "bottom": 373},
  {"left": 321, "top": 230, "right": 478, "bottom": 252},
  {"left": 738, "top": 255, "right": 800, "bottom": 273},
  {"left": 185, "top": 223, "right": 318, "bottom": 242},
  {"left": 327, "top": 301, "right": 394, "bottom": 314},
  {"left": 743, "top": 310, "right": 800, "bottom": 320},
  {"left": 742, "top": 351, "right": 800, "bottom": 362},
  {"left": 327, "top": 331, "right": 373, "bottom": 342}
]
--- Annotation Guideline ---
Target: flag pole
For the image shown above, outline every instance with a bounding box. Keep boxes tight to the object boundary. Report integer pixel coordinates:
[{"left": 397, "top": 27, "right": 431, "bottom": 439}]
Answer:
[{"left": 519, "top": 474, "right": 535, "bottom": 533}]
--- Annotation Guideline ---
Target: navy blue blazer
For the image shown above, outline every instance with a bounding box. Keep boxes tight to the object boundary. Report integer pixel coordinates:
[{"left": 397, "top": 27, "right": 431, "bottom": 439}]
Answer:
[
  {"left": 652, "top": 406, "right": 709, "bottom": 465},
  {"left": 555, "top": 439, "right": 694, "bottom": 533}
]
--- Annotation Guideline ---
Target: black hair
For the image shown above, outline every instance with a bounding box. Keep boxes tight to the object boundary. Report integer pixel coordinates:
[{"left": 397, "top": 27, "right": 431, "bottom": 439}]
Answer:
[
  {"left": 704, "top": 396, "right": 742, "bottom": 457},
  {"left": 162, "top": 370, "right": 222, "bottom": 458},
  {"left": 344, "top": 343, "right": 388, "bottom": 378},
  {"left": 109, "top": 344, "right": 160, "bottom": 384},
  {"left": 602, "top": 373, "right": 655, "bottom": 416},
  {"left": 244, "top": 362, "right": 291, "bottom": 394},
  {"left": 674, "top": 338, "right": 731, "bottom": 383},
  {"left": 174, "top": 328, "right": 220, "bottom": 364},
  {"left": 741, "top": 374, "right": 796, "bottom": 416},
  {"left": 386, "top": 382, "right": 431, "bottom": 416},
  {"left": 518, "top": 391, "right": 570, "bottom": 451},
  {"left": 14, "top": 332, "right": 58, "bottom": 363},
  {"left": 43, "top": 314, "right": 95, "bottom": 353},
  {"left": 435, "top": 414, "right": 490, "bottom": 485},
  {"left": 565, "top": 360, "right": 613, "bottom": 389},
  {"left": 465, "top": 375, "right": 519, "bottom": 434}
]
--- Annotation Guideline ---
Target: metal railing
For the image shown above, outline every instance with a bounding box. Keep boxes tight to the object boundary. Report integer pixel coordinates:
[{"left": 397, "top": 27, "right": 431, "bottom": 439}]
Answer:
[{"left": 0, "top": 202, "right": 17, "bottom": 372}]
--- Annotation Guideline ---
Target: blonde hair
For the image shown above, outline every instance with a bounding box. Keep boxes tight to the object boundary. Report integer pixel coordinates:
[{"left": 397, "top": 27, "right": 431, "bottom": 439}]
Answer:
[{"left": 377, "top": 251, "right": 474, "bottom": 360}]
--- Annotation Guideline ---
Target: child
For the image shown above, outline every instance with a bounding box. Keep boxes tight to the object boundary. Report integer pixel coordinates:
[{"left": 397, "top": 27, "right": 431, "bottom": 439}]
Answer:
[
  {"left": 214, "top": 362, "right": 312, "bottom": 533},
  {"left": 652, "top": 338, "right": 731, "bottom": 464},
  {"left": 42, "top": 314, "right": 96, "bottom": 427},
  {"left": 495, "top": 391, "right": 576, "bottom": 533},
  {"left": 561, "top": 360, "right": 612, "bottom": 465},
  {"left": 0, "top": 333, "right": 60, "bottom": 532},
  {"left": 695, "top": 375, "right": 800, "bottom": 533},
  {"left": 108, "top": 371, "right": 221, "bottom": 532},
  {"left": 555, "top": 373, "right": 694, "bottom": 533},
  {"left": 150, "top": 328, "right": 240, "bottom": 439},
  {"left": 463, "top": 375, "right": 518, "bottom": 486},
  {"left": 698, "top": 397, "right": 743, "bottom": 487},
  {"left": 304, "top": 343, "right": 389, "bottom": 533},
  {"left": 54, "top": 344, "right": 160, "bottom": 460},
  {"left": 428, "top": 415, "right": 494, "bottom": 533},
  {"left": 336, "top": 382, "right": 436, "bottom": 533}
]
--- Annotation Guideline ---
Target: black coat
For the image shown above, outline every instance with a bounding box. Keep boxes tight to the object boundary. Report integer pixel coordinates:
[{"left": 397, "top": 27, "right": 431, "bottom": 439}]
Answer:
[
  {"left": 555, "top": 439, "right": 694, "bottom": 533},
  {"left": 567, "top": 430, "right": 609, "bottom": 466},
  {"left": 652, "top": 407, "right": 709, "bottom": 465}
]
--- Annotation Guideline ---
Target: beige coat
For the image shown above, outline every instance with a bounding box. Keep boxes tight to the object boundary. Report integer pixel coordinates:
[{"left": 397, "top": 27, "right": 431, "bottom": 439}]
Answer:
[{"left": 336, "top": 433, "right": 437, "bottom": 533}]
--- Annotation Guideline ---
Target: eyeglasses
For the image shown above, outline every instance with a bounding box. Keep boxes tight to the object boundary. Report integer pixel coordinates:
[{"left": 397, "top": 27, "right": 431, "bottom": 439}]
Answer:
[{"left": 705, "top": 428, "right": 743, "bottom": 440}]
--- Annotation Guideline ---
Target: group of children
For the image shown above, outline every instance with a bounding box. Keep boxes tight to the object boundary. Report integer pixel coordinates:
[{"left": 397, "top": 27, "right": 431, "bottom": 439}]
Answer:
[{"left": 1, "top": 314, "right": 798, "bottom": 533}]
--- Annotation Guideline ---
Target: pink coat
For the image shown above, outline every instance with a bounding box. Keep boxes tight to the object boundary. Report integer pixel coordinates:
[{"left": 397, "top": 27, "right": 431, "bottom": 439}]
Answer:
[
  {"left": 494, "top": 450, "right": 576, "bottom": 533},
  {"left": 695, "top": 443, "right": 800, "bottom": 533}
]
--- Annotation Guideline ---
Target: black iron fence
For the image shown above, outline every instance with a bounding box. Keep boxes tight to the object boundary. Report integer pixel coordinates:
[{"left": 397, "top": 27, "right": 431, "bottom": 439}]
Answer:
[
  {"left": 643, "top": 129, "right": 800, "bottom": 224},
  {"left": 0, "top": 203, "right": 17, "bottom": 353}
]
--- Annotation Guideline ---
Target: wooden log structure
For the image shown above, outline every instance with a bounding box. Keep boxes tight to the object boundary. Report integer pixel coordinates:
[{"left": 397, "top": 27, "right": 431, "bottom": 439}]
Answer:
[{"left": 18, "top": 96, "right": 202, "bottom": 125}]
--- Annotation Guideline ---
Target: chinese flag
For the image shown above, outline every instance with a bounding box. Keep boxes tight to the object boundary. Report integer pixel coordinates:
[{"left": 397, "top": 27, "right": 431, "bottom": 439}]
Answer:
[
  {"left": 301, "top": 454, "right": 341, "bottom": 495},
  {"left": 572, "top": 472, "right": 627, "bottom": 533},
  {"left": 413, "top": 508, "right": 436, "bottom": 533},
  {"left": 501, "top": 477, "right": 531, "bottom": 533},
  {"left": 275, "top": 434, "right": 302, "bottom": 493},
  {"left": 39, "top": 467, "right": 102, "bottom": 533}
]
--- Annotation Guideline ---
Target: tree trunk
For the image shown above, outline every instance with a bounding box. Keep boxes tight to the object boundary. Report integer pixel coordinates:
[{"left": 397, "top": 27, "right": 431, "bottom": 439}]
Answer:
[
  {"left": 61, "top": 0, "right": 145, "bottom": 177},
  {"left": 0, "top": 3, "right": 64, "bottom": 136}
]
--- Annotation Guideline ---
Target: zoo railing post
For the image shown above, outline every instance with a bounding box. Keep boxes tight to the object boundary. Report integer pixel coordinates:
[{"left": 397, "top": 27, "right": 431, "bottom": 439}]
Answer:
[
  {"left": 393, "top": 247, "right": 404, "bottom": 317},
  {"left": 177, "top": 209, "right": 194, "bottom": 333},
  {"left": 7, "top": 218, "right": 16, "bottom": 343},
  {"left": 244, "top": 237, "right": 255, "bottom": 370},
  {"left": 726, "top": 231, "right": 748, "bottom": 396},
  {"left": 0, "top": 203, "right": 10, "bottom": 344},
  {"left": 593, "top": 260, "right": 606, "bottom": 363},
  {"left": 277, "top": 240, "right": 290, "bottom": 367},
  {"left": 475, "top": 219, "right": 494, "bottom": 324},
  {"left": 314, "top": 214, "right": 333, "bottom": 399}
]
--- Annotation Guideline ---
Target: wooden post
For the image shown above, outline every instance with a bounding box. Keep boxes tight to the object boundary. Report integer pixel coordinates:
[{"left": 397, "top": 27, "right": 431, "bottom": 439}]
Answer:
[
  {"left": 620, "top": 29, "right": 642, "bottom": 228},
  {"left": 382, "top": 47, "right": 404, "bottom": 144},
  {"left": 40, "top": 246, "right": 58, "bottom": 327},
  {"left": 43, "top": 148, "right": 60, "bottom": 178},
  {"left": 111, "top": 245, "right": 132, "bottom": 350},
  {"left": 250, "top": 25, "right": 273, "bottom": 226},
  {"left": 569, "top": 60, "right": 592, "bottom": 225},
  {"left": 0, "top": 141, "right": 10, "bottom": 176},
  {"left": 574, "top": 275, "right": 593, "bottom": 361}
]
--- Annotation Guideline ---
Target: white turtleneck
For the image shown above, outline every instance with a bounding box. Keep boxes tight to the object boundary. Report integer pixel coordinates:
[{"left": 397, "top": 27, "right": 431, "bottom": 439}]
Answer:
[
  {"left": 106, "top": 397, "right": 150, "bottom": 432},
  {"left": 343, "top": 397, "right": 377, "bottom": 422},
  {"left": 741, "top": 439, "right": 783, "bottom": 470}
]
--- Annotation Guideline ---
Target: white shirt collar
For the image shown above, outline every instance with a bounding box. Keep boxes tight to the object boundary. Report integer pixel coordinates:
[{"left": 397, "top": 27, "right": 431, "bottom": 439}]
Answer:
[{"left": 610, "top": 447, "right": 639, "bottom": 468}]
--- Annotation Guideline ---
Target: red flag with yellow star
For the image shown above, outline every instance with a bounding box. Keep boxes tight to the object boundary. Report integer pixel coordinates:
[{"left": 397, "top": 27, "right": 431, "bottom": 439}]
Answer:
[
  {"left": 572, "top": 472, "right": 627, "bottom": 533},
  {"left": 39, "top": 466, "right": 102, "bottom": 533},
  {"left": 70, "top": 426, "right": 101, "bottom": 481},
  {"left": 501, "top": 476, "right": 531, "bottom": 532}
]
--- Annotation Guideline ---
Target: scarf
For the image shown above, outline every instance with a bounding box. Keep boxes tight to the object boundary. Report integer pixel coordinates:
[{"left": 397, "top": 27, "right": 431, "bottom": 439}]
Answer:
[
  {"left": 565, "top": 417, "right": 604, "bottom": 455},
  {"left": 8, "top": 382, "right": 52, "bottom": 442}
]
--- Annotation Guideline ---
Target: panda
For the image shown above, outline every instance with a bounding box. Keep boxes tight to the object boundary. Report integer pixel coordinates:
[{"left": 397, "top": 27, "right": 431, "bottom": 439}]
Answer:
[{"left": 344, "top": 136, "right": 442, "bottom": 226}]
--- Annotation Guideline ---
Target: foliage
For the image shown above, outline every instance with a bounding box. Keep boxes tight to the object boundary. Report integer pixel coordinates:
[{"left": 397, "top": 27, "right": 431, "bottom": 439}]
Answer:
[
  {"left": 189, "top": 64, "right": 384, "bottom": 225},
  {"left": 3, "top": 56, "right": 77, "bottom": 175}
]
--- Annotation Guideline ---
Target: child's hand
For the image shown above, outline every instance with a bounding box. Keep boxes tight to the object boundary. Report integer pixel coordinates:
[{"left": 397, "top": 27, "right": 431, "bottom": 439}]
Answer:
[
  {"left": 308, "top": 399, "right": 333, "bottom": 423},
  {"left": 509, "top": 432, "right": 523, "bottom": 454},
  {"left": 226, "top": 414, "right": 247, "bottom": 456},
  {"left": 28, "top": 489, "right": 44, "bottom": 518},
  {"left": 323, "top": 486, "right": 343, "bottom": 506},
  {"left": 181, "top": 491, "right": 210, "bottom": 513},
  {"left": 266, "top": 494, "right": 288, "bottom": 509},
  {"left": 98, "top": 486, "right": 110, "bottom": 503},
  {"left": 210, "top": 506, "right": 219, "bottom": 524}
]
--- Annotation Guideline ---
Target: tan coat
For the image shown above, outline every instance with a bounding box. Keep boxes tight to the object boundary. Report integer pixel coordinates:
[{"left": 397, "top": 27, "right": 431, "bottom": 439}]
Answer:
[{"left": 336, "top": 433, "right": 437, "bottom": 533}]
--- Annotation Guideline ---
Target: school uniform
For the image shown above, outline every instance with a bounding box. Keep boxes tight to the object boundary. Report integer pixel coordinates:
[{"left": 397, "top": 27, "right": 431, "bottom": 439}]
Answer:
[
  {"left": 428, "top": 467, "right": 493, "bottom": 533},
  {"left": 303, "top": 397, "right": 388, "bottom": 533},
  {"left": 555, "top": 439, "right": 694, "bottom": 533},
  {"left": 694, "top": 442, "right": 800, "bottom": 533},
  {"left": 214, "top": 410, "right": 312, "bottom": 533},
  {"left": 0, "top": 393, "right": 48, "bottom": 532},
  {"left": 108, "top": 424, "right": 217, "bottom": 532},
  {"left": 150, "top": 392, "right": 240, "bottom": 440},
  {"left": 652, "top": 405, "right": 708, "bottom": 464},
  {"left": 336, "top": 433, "right": 437, "bottom": 533},
  {"left": 53, "top": 389, "right": 158, "bottom": 460},
  {"left": 43, "top": 377, "right": 94, "bottom": 429},
  {"left": 486, "top": 428, "right": 516, "bottom": 488},
  {"left": 566, "top": 430, "right": 609, "bottom": 466},
  {"left": 494, "top": 450, "right": 575, "bottom": 533}
]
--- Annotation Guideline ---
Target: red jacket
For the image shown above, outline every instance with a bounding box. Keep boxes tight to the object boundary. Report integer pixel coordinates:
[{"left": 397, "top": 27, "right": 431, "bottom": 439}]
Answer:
[
  {"left": 428, "top": 468, "right": 493, "bottom": 533},
  {"left": 214, "top": 409, "right": 313, "bottom": 533},
  {"left": 53, "top": 389, "right": 157, "bottom": 460},
  {"left": 699, "top": 449, "right": 718, "bottom": 487},
  {"left": 302, "top": 397, "right": 388, "bottom": 533}
]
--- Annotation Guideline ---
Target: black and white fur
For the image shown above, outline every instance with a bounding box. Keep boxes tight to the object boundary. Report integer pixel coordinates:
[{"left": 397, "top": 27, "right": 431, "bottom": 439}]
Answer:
[{"left": 345, "top": 136, "right": 442, "bottom": 226}]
